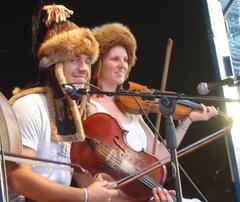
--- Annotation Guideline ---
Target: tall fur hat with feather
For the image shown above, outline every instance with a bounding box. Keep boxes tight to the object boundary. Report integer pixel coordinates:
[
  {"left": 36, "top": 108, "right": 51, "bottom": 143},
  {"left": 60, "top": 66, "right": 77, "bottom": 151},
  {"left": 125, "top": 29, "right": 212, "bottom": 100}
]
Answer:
[
  {"left": 38, "top": 5, "right": 99, "bottom": 68},
  {"left": 36, "top": 4, "right": 99, "bottom": 142}
]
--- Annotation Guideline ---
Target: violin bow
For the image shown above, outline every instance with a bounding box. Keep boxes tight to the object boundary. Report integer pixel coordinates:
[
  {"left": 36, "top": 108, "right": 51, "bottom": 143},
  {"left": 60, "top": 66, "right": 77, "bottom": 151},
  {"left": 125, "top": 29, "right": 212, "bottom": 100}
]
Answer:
[
  {"left": 153, "top": 38, "right": 173, "bottom": 154},
  {"left": 0, "top": 151, "right": 85, "bottom": 172},
  {"left": 116, "top": 124, "right": 232, "bottom": 188}
]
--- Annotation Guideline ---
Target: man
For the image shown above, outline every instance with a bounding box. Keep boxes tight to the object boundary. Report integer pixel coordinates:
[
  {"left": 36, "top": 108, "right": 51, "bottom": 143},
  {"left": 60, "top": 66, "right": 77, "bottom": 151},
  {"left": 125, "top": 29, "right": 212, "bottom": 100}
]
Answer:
[{"left": 8, "top": 4, "right": 117, "bottom": 202}]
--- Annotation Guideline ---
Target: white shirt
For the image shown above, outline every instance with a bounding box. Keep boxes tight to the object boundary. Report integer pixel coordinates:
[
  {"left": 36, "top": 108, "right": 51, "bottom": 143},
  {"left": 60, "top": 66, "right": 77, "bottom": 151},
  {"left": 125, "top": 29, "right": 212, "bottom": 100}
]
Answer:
[
  {"left": 12, "top": 93, "right": 72, "bottom": 185},
  {"left": 90, "top": 98, "right": 147, "bottom": 152}
]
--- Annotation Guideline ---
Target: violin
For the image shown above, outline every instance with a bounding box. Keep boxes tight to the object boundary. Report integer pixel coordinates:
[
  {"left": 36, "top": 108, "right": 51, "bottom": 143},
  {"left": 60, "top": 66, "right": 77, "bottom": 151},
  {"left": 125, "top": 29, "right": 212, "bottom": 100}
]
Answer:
[
  {"left": 116, "top": 81, "right": 226, "bottom": 120},
  {"left": 71, "top": 113, "right": 175, "bottom": 202},
  {"left": 71, "top": 113, "right": 231, "bottom": 201}
]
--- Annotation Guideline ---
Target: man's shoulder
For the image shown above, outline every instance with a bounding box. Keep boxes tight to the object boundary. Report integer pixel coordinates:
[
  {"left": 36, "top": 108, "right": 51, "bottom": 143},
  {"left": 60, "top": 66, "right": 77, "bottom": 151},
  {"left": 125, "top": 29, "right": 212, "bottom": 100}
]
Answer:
[
  {"left": 12, "top": 93, "right": 48, "bottom": 114},
  {"left": 14, "top": 93, "right": 46, "bottom": 105}
]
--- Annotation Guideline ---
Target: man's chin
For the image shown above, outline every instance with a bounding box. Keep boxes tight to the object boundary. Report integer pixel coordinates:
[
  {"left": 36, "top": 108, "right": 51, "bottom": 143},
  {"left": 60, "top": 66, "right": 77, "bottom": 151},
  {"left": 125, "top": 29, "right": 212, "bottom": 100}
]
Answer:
[
  {"left": 73, "top": 78, "right": 88, "bottom": 85},
  {"left": 75, "top": 83, "right": 86, "bottom": 88}
]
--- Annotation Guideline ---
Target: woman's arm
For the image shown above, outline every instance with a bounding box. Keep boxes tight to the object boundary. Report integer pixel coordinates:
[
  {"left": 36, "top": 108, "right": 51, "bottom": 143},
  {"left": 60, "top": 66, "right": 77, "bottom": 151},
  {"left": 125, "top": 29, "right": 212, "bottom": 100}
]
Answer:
[{"left": 140, "top": 104, "right": 218, "bottom": 160}]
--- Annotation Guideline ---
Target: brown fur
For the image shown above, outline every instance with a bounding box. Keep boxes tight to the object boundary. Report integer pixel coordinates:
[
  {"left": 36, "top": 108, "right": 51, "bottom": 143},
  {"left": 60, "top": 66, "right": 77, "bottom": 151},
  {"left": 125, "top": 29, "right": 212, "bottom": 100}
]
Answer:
[
  {"left": 92, "top": 22, "right": 137, "bottom": 80},
  {"left": 38, "top": 28, "right": 99, "bottom": 68},
  {"left": 9, "top": 86, "right": 86, "bottom": 142}
]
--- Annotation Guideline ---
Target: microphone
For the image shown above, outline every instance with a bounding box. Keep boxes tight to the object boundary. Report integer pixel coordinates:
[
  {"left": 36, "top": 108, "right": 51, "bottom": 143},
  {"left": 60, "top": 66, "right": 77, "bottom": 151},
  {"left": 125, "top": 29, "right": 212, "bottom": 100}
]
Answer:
[
  {"left": 197, "top": 76, "right": 240, "bottom": 95},
  {"left": 62, "top": 83, "right": 154, "bottom": 100},
  {"left": 61, "top": 84, "right": 90, "bottom": 100}
]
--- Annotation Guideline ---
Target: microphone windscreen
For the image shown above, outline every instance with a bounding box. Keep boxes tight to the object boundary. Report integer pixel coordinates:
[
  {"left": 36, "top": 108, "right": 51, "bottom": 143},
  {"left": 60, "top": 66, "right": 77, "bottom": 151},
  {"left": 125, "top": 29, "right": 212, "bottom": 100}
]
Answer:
[{"left": 197, "top": 83, "right": 209, "bottom": 95}]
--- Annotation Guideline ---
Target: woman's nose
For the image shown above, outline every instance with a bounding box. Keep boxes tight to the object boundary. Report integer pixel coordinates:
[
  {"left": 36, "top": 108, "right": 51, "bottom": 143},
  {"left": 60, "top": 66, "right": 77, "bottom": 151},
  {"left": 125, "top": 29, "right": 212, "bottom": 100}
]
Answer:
[{"left": 118, "top": 59, "right": 127, "bottom": 69}]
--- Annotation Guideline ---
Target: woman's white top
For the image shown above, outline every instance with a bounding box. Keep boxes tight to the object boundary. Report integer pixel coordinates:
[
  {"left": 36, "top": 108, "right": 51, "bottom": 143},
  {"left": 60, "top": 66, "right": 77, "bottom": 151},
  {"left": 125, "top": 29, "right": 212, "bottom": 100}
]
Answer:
[{"left": 90, "top": 99, "right": 147, "bottom": 152}]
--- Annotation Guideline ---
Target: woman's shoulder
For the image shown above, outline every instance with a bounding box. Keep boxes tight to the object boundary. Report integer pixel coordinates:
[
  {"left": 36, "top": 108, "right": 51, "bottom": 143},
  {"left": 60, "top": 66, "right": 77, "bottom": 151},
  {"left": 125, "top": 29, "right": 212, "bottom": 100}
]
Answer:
[
  {"left": 89, "top": 97, "right": 99, "bottom": 105},
  {"left": 88, "top": 99, "right": 98, "bottom": 114},
  {"left": 89, "top": 98, "right": 109, "bottom": 114}
]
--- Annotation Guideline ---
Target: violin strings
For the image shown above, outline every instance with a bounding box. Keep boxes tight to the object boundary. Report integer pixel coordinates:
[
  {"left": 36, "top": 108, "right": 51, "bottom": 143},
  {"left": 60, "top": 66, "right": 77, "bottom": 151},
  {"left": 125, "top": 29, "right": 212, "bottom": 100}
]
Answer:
[
  {"left": 93, "top": 142, "right": 176, "bottom": 201},
  {"left": 96, "top": 143, "right": 177, "bottom": 201}
]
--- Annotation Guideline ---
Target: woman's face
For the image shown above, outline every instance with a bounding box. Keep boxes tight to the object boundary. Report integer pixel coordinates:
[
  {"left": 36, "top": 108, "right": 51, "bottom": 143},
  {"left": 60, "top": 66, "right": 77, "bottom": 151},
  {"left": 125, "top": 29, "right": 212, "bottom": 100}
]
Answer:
[
  {"left": 63, "top": 54, "right": 91, "bottom": 88},
  {"left": 99, "top": 46, "right": 129, "bottom": 89}
]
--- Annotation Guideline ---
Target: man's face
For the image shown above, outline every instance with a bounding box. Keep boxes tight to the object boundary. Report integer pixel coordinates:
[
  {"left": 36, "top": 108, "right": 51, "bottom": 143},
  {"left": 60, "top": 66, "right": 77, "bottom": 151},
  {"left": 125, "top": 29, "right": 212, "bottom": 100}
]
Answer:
[{"left": 63, "top": 55, "right": 91, "bottom": 88}]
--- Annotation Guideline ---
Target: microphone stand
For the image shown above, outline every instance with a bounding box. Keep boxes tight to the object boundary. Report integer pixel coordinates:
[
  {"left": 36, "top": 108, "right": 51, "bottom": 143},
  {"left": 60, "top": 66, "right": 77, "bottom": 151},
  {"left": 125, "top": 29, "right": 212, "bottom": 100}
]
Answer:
[
  {"left": 66, "top": 87, "right": 240, "bottom": 103},
  {"left": 159, "top": 97, "right": 183, "bottom": 201}
]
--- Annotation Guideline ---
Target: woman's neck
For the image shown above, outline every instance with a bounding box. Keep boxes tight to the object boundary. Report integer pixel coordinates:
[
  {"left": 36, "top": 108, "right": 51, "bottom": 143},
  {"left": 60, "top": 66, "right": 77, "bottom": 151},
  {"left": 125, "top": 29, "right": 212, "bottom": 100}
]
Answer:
[
  {"left": 99, "top": 80, "right": 118, "bottom": 92},
  {"left": 99, "top": 95, "right": 115, "bottom": 102}
]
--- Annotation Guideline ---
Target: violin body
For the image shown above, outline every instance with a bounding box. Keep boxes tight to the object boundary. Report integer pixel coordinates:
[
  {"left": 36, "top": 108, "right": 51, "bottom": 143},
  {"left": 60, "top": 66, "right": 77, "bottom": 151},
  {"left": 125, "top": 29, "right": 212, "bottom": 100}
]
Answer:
[
  {"left": 71, "top": 113, "right": 166, "bottom": 201},
  {"left": 117, "top": 81, "right": 200, "bottom": 120},
  {"left": 116, "top": 94, "right": 193, "bottom": 120}
]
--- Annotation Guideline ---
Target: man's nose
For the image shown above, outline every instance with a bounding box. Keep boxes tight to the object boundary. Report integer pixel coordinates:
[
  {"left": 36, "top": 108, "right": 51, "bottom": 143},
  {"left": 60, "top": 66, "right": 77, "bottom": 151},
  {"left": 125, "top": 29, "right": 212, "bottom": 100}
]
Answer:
[{"left": 78, "top": 61, "right": 88, "bottom": 70}]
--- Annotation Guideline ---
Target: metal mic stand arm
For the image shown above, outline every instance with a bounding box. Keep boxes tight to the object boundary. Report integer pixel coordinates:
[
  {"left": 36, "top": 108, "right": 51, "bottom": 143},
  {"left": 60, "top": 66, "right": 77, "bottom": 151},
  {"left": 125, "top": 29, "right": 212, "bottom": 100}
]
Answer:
[{"left": 85, "top": 88, "right": 240, "bottom": 103}]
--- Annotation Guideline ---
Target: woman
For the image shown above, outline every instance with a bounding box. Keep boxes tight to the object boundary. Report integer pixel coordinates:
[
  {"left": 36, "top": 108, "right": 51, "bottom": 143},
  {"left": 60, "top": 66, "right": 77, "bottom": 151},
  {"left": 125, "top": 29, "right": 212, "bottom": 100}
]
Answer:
[{"left": 88, "top": 22, "right": 217, "bottom": 201}]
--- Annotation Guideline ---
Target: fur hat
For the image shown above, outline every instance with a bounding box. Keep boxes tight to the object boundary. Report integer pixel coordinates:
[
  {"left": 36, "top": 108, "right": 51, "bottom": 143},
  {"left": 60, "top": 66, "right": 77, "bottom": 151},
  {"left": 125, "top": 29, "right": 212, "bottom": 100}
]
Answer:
[
  {"left": 92, "top": 22, "right": 137, "bottom": 80},
  {"left": 37, "top": 5, "right": 99, "bottom": 68}
]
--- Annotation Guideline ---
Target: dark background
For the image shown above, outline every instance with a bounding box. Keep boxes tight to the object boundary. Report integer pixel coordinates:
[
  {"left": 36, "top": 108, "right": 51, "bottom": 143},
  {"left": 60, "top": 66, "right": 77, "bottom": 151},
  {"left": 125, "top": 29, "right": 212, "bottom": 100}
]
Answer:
[{"left": 0, "top": 0, "right": 236, "bottom": 201}]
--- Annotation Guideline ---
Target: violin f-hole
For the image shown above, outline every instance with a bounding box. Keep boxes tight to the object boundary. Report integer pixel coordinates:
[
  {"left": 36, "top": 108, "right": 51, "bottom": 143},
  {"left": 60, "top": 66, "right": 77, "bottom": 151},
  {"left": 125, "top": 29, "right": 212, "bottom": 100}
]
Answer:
[{"left": 113, "top": 135, "right": 126, "bottom": 154}]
